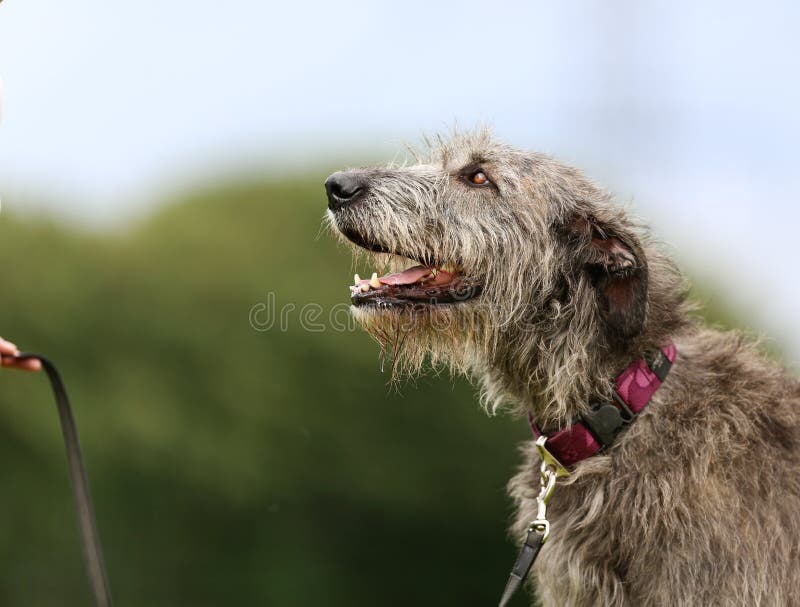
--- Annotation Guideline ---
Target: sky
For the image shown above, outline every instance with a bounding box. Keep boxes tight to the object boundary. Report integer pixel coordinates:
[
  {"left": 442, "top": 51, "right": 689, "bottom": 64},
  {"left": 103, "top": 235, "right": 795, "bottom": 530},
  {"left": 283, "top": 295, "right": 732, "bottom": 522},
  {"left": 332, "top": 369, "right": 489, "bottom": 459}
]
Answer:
[{"left": 0, "top": 0, "right": 798, "bottom": 360}]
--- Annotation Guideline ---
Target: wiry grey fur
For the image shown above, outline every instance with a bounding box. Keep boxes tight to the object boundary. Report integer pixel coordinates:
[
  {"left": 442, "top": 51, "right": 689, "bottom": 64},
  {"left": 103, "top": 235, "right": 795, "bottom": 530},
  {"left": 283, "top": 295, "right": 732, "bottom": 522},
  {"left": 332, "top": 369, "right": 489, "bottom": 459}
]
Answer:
[{"left": 325, "top": 129, "right": 800, "bottom": 606}]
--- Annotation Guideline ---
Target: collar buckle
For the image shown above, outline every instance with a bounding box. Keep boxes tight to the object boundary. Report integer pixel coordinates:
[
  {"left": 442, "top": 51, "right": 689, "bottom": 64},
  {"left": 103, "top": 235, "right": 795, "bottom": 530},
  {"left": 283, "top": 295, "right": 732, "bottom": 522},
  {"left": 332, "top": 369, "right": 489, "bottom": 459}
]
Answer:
[{"left": 582, "top": 390, "right": 637, "bottom": 448}]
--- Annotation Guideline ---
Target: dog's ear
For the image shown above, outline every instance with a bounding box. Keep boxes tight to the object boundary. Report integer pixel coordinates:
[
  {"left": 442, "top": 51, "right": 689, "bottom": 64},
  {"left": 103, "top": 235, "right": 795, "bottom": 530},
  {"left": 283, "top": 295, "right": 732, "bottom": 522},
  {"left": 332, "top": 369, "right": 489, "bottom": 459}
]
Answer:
[{"left": 567, "top": 215, "right": 649, "bottom": 344}]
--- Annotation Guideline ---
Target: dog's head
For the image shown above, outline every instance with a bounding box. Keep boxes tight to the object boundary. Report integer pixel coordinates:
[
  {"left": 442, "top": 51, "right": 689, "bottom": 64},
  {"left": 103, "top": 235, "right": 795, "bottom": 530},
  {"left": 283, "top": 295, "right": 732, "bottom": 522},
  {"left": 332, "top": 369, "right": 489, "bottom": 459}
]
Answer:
[{"left": 325, "top": 129, "right": 686, "bottom": 418}]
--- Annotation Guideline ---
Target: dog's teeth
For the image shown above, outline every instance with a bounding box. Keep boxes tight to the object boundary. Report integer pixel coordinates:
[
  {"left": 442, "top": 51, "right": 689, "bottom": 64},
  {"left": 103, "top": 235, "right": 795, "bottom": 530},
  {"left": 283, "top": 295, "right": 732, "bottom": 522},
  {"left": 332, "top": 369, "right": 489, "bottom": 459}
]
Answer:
[
  {"left": 354, "top": 273, "right": 361, "bottom": 285},
  {"left": 349, "top": 285, "right": 359, "bottom": 293},
  {"left": 369, "top": 272, "right": 381, "bottom": 289},
  {"left": 360, "top": 283, "right": 370, "bottom": 292}
]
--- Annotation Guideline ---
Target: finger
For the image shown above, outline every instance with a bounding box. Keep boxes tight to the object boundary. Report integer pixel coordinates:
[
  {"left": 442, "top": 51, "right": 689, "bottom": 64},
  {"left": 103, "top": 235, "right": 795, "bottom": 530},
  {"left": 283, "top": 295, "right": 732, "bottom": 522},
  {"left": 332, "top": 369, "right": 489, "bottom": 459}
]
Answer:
[
  {"left": 16, "top": 357, "right": 42, "bottom": 371},
  {"left": 0, "top": 338, "right": 20, "bottom": 356},
  {"left": 1, "top": 355, "right": 41, "bottom": 371}
]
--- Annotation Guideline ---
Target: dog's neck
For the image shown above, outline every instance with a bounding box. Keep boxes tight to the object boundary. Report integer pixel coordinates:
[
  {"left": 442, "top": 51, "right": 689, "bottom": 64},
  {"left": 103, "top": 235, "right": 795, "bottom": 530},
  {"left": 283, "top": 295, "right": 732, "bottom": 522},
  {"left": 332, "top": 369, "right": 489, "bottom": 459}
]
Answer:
[
  {"left": 526, "top": 342, "right": 677, "bottom": 468},
  {"left": 478, "top": 319, "right": 685, "bottom": 428},
  {"left": 480, "top": 277, "right": 690, "bottom": 426}
]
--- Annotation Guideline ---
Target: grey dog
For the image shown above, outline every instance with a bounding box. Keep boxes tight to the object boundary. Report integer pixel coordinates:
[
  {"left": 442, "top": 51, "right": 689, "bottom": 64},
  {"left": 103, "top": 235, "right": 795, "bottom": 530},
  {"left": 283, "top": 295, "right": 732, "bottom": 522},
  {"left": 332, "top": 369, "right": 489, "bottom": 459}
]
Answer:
[{"left": 323, "top": 129, "right": 800, "bottom": 606}]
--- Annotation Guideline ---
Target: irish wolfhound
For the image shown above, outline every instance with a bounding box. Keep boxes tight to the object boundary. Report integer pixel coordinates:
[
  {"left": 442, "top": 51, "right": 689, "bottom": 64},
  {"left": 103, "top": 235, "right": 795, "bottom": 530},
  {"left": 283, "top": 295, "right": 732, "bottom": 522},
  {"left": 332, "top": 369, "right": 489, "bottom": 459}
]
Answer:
[{"left": 323, "top": 129, "right": 800, "bottom": 607}]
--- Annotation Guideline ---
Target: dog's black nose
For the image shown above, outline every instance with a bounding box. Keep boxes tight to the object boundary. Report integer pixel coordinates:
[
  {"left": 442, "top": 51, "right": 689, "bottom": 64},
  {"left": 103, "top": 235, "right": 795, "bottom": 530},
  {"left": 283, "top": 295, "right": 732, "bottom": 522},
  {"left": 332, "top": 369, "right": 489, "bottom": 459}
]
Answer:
[{"left": 325, "top": 171, "right": 368, "bottom": 211}]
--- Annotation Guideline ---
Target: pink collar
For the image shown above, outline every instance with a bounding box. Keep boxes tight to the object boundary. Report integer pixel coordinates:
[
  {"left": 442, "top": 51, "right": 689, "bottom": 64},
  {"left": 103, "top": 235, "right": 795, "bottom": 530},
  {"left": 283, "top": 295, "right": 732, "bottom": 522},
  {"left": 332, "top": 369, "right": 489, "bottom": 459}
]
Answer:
[{"left": 529, "top": 342, "right": 677, "bottom": 469}]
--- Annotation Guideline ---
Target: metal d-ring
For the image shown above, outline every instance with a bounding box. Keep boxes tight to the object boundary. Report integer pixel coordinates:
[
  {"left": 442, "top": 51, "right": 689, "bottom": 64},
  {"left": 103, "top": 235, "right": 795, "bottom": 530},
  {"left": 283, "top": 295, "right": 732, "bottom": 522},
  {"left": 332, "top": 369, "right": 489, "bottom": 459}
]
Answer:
[{"left": 535, "top": 435, "right": 570, "bottom": 479}]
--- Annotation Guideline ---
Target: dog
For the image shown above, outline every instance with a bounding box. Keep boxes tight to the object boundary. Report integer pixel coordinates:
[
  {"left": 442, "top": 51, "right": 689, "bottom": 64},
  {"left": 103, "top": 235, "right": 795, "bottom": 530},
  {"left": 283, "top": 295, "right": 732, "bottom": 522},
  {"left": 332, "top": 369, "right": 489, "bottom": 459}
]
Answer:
[{"left": 324, "top": 129, "right": 800, "bottom": 606}]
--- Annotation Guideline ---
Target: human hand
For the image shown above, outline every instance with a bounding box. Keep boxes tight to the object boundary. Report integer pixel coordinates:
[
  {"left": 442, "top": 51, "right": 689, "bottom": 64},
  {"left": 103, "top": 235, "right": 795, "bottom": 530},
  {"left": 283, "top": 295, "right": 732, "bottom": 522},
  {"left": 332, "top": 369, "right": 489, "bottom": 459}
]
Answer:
[{"left": 0, "top": 337, "right": 41, "bottom": 371}]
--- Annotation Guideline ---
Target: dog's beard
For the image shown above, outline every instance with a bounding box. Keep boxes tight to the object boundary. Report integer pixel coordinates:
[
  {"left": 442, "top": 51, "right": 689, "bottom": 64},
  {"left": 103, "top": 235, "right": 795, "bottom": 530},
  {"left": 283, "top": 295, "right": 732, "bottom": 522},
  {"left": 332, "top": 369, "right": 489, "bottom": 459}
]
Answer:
[{"left": 352, "top": 303, "right": 487, "bottom": 381}]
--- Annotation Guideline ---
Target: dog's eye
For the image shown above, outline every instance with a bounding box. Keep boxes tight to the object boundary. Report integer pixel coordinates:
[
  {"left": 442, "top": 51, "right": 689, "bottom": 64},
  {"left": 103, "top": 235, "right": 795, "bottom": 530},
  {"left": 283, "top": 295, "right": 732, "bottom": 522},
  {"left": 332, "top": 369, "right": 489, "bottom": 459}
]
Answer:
[{"left": 470, "top": 171, "right": 490, "bottom": 186}]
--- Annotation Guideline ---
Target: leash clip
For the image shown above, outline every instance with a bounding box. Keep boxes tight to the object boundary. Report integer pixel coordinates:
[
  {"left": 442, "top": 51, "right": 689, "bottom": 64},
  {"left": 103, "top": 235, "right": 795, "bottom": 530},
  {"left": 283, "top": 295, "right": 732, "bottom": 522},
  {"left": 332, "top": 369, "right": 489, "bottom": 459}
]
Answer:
[{"left": 526, "top": 469, "right": 554, "bottom": 545}]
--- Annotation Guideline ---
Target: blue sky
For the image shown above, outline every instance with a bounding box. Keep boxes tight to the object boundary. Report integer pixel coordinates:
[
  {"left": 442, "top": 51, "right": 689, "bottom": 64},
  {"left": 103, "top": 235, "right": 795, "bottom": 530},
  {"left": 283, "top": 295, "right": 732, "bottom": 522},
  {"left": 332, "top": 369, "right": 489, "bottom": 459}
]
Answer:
[{"left": 0, "top": 0, "right": 798, "bottom": 359}]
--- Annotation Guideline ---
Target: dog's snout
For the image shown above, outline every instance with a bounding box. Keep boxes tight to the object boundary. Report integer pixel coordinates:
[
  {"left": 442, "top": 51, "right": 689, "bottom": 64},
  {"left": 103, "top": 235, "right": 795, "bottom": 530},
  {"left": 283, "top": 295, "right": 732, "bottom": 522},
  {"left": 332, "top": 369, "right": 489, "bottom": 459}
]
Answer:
[{"left": 325, "top": 171, "right": 368, "bottom": 211}]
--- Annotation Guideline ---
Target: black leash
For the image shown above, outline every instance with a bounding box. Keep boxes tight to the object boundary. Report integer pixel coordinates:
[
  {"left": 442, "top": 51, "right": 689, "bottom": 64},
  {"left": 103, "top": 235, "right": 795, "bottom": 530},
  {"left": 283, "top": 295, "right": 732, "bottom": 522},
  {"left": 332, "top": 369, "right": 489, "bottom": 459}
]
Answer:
[
  {"left": 498, "top": 526, "right": 546, "bottom": 607},
  {"left": 14, "top": 353, "right": 114, "bottom": 607}
]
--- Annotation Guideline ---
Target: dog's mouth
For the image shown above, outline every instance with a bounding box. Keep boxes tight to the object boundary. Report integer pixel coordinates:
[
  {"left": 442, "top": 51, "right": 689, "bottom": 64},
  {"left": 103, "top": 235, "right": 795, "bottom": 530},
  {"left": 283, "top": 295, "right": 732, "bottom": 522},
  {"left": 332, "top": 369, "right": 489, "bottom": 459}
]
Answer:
[
  {"left": 341, "top": 230, "right": 482, "bottom": 308},
  {"left": 349, "top": 262, "right": 482, "bottom": 307}
]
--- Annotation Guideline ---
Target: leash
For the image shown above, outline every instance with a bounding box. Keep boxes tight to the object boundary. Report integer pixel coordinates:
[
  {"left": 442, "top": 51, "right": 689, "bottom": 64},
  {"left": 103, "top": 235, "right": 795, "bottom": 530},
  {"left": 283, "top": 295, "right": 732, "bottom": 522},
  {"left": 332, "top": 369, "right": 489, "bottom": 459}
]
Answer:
[
  {"left": 498, "top": 443, "right": 562, "bottom": 607},
  {"left": 13, "top": 353, "right": 114, "bottom": 607}
]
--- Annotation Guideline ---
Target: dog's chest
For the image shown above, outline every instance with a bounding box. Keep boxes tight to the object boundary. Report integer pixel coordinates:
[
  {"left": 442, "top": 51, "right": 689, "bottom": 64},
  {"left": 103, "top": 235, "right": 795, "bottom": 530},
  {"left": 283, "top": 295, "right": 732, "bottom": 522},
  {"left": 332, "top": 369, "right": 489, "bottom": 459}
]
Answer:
[{"left": 530, "top": 481, "right": 628, "bottom": 605}]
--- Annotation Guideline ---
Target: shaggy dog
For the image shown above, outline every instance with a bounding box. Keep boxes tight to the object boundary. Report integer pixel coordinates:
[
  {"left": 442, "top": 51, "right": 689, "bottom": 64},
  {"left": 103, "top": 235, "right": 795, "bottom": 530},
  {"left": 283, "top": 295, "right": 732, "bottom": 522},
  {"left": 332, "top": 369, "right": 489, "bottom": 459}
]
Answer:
[{"left": 323, "top": 130, "right": 800, "bottom": 606}]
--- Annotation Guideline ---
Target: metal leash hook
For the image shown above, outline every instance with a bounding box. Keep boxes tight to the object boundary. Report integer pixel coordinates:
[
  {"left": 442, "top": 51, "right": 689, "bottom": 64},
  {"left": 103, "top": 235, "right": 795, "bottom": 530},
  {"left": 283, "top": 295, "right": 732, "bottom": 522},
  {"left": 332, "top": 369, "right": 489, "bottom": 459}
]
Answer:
[{"left": 498, "top": 437, "right": 564, "bottom": 607}]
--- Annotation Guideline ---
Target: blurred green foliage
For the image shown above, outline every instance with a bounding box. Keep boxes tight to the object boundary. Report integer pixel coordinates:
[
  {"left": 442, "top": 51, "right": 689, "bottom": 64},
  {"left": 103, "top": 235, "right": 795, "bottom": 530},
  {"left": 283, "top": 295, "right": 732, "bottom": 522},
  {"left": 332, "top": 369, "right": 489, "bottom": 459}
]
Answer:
[{"left": 0, "top": 175, "right": 762, "bottom": 606}]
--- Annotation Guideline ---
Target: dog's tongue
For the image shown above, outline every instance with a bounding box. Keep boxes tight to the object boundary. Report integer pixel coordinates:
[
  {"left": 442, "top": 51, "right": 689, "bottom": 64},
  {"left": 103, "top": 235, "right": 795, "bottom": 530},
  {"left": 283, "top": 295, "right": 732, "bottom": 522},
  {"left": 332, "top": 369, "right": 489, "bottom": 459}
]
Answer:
[
  {"left": 352, "top": 265, "right": 456, "bottom": 290},
  {"left": 379, "top": 265, "right": 431, "bottom": 285},
  {"left": 378, "top": 265, "right": 454, "bottom": 286}
]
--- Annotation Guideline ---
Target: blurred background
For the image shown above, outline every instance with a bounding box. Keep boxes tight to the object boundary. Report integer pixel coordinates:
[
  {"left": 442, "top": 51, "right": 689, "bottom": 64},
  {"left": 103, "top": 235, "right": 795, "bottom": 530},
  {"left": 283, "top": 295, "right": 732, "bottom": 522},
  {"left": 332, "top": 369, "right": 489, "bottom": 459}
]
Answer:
[{"left": 0, "top": 1, "right": 797, "bottom": 605}]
